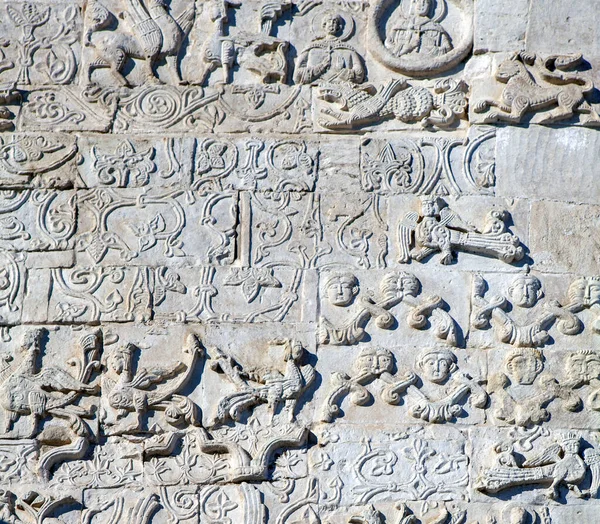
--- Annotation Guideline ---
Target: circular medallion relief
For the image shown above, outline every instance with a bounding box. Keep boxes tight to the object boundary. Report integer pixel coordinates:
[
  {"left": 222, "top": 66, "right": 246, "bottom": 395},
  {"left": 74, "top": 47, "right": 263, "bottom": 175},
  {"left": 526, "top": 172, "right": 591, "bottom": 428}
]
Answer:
[{"left": 368, "top": 0, "right": 473, "bottom": 76}]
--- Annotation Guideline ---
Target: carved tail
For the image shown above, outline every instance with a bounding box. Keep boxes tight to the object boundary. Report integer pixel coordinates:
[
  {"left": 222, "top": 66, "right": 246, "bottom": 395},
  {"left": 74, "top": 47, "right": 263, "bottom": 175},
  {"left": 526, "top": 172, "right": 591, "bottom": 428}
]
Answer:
[
  {"left": 147, "top": 334, "right": 203, "bottom": 405},
  {"left": 541, "top": 54, "right": 594, "bottom": 92},
  {"left": 478, "top": 464, "right": 553, "bottom": 493}
]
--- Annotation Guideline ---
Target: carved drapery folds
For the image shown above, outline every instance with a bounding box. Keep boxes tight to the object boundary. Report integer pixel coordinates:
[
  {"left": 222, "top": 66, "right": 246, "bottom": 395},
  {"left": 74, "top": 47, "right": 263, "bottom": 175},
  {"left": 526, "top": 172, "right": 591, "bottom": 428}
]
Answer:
[{"left": 0, "top": 0, "right": 597, "bottom": 521}]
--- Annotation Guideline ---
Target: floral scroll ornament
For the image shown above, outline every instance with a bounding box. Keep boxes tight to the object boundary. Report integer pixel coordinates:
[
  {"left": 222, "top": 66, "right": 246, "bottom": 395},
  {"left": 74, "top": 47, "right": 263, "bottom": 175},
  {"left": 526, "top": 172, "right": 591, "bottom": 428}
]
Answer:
[
  {"left": 224, "top": 267, "right": 282, "bottom": 303},
  {"left": 92, "top": 139, "right": 156, "bottom": 187},
  {"left": 7, "top": 3, "right": 79, "bottom": 85}
]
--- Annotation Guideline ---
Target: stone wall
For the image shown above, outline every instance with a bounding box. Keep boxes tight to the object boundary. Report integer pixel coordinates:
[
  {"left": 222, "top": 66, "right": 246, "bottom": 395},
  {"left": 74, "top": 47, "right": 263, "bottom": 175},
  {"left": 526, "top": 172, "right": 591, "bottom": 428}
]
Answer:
[{"left": 0, "top": 0, "right": 598, "bottom": 522}]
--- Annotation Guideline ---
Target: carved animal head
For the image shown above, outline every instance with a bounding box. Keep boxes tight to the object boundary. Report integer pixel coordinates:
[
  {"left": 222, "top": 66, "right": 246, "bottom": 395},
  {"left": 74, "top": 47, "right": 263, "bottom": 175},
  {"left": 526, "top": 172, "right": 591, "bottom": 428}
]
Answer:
[
  {"left": 495, "top": 54, "right": 528, "bottom": 83},
  {"left": 83, "top": 1, "right": 114, "bottom": 43}
]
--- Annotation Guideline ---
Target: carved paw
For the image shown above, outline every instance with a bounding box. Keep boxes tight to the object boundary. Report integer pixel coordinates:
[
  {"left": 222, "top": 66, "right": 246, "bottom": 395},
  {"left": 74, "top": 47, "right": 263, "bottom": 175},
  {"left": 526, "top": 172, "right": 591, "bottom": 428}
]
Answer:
[
  {"left": 439, "top": 252, "right": 454, "bottom": 265},
  {"left": 473, "top": 100, "right": 491, "bottom": 113}
]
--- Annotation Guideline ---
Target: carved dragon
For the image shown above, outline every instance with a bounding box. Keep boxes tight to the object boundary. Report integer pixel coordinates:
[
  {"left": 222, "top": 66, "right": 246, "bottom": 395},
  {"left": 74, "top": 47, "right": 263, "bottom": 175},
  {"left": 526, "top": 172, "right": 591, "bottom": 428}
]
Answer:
[{"left": 317, "top": 78, "right": 467, "bottom": 130}]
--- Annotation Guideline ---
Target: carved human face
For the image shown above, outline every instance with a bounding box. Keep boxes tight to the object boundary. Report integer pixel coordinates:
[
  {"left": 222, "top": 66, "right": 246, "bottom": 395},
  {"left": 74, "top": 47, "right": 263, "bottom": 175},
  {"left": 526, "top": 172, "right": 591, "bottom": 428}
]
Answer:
[
  {"left": 109, "top": 354, "right": 125, "bottom": 374},
  {"left": 421, "top": 199, "right": 436, "bottom": 217},
  {"left": 508, "top": 507, "right": 527, "bottom": 524},
  {"left": 563, "top": 438, "right": 580, "bottom": 454},
  {"left": 419, "top": 352, "right": 454, "bottom": 383},
  {"left": 506, "top": 351, "right": 542, "bottom": 385},
  {"left": 567, "top": 352, "right": 600, "bottom": 383},
  {"left": 322, "top": 13, "right": 343, "bottom": 37},
  {"left": 375, "top": 351, "right": 393, "bottom": 373},
  {"left": 326, "top": 274, "right": 358, "bottom": 307},
  {"left": 413, "top": 0, "right": 432, "bottom": 16},
  {"left": 355, "top": 348, "right": 393, "bottom": 375},
  {"left": 569, "top": 277, "right": 600, "bottom": 306},
  {"left": 508, "top": 276, "right": 542, "bottom": 308}
]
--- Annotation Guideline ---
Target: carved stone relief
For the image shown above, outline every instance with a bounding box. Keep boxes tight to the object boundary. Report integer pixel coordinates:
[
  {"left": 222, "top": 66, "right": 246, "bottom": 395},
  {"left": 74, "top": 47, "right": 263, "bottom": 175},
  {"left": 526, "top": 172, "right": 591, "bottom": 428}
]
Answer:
[{"left": 0, "top": 0, "right": 597, "bottom": 521}]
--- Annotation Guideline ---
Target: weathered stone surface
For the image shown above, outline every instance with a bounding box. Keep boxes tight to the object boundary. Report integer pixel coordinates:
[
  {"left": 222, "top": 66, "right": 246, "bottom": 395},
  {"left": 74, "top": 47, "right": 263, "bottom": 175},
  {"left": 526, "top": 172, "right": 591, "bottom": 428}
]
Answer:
[{"left": 0, "top": 0, "right": 597, "bottom": 521}]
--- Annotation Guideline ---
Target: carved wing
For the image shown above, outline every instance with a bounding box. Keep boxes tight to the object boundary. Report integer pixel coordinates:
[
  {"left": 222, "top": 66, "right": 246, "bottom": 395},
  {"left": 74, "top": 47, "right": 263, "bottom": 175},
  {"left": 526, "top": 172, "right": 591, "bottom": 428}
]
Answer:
[
  {"left": 124, "top": 0, "right": 162, "bottom": 57},
  {"left": 397, "top": 211, "right": 418, "bottom": 263},
  {"left": 300, "top": 364, "right": 316, "bottom": 389},
  {"left": 175, "top": 4, "right": 196, "bottom": 37},
  {"left": 439, "top": 206, "right": 476, "bottom": 232},
  {"left": 130, "top": 364, "right": 185, "bottom": 390},
  {"left": 522, "top": 443, "right": 562, "bottom": 467},
  {"left": 35, "top": 367, "right": 87, "bottom": 391}
]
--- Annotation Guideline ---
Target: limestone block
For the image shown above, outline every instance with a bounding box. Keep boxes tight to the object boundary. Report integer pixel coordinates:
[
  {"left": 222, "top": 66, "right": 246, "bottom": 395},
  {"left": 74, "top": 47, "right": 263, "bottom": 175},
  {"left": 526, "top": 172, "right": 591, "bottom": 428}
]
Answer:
[
  {"left": 529, "top": 200, "right": 600, "bottom": 274},
  {"left": 0, "top": 1, "right": 83, "bottom": 87},
  {"left": 75, "top": 188, "right": 239, "bottom": 267},
  {"left": 76, "top": 135, "right": 195, "bottom": 189},
  {"left": 496, "top": 126, "right": 600, "bottom": 205},
  {"left": 473, "top": 0, "right": 528, "bottom": 53},
  {"left": 0, "top": 133, "right": 78, "bottom": 188},
  {"left": 526, "top": 0, "right": 600, "bottom": 57}
]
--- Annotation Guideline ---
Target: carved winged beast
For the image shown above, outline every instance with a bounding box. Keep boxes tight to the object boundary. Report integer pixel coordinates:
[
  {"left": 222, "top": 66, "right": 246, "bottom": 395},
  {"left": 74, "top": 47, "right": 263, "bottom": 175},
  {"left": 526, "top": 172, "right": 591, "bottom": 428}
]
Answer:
[
  {"left": 398, "top": 197, "right": 524, "bottom": 265},
  {"left": 317, "top": 78, "right": 467, "bottom": 130},
  {"left": 478, "top": 432, "right": 600, "bottom": 500},
  {"left": 85, "top": 0, "right": 197, "bottom": 85},
  {"left": 474, "top": 52, "right": 600, "bottom": 125}
]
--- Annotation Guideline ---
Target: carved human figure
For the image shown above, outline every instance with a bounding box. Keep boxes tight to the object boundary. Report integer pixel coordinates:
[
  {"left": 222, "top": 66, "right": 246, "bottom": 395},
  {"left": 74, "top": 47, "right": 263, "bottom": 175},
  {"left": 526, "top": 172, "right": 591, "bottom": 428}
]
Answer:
[
  {"left": 384, "top": 0, "right": 453, "bottom": 58},
  {"left": 321, "top": 346, "right": 418, "bottom": 422},
  {"left": 407, "top": 347, "right": 487, "bottom": 423},
  {"left": 294, "top": 11, "right": 365, "bottom": 84},
  {"left": 470, "top": 274, "right": 593, "bottom": 348},
  {"left": 100, "top": 333, "right": 202, "bottom": 435},
  {"left": 488, "top": 348, "right": 580, "bottom": 427},
  {"left": 0, "top": 328, "right": 100, "bottom": 438},
  {"left": 398, "top": 197, "right": 524, "bottom": 265},
  {"left": 324, "top": 272, "right": 359, "bottom": 307}
]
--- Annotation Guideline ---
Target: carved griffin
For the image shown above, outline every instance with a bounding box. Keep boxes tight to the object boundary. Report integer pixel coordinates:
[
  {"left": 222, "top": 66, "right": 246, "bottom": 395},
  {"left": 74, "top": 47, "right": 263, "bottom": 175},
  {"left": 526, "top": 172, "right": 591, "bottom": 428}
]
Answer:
[{"left": 85, "top": 0, "right": 197, "bottom": 85}]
